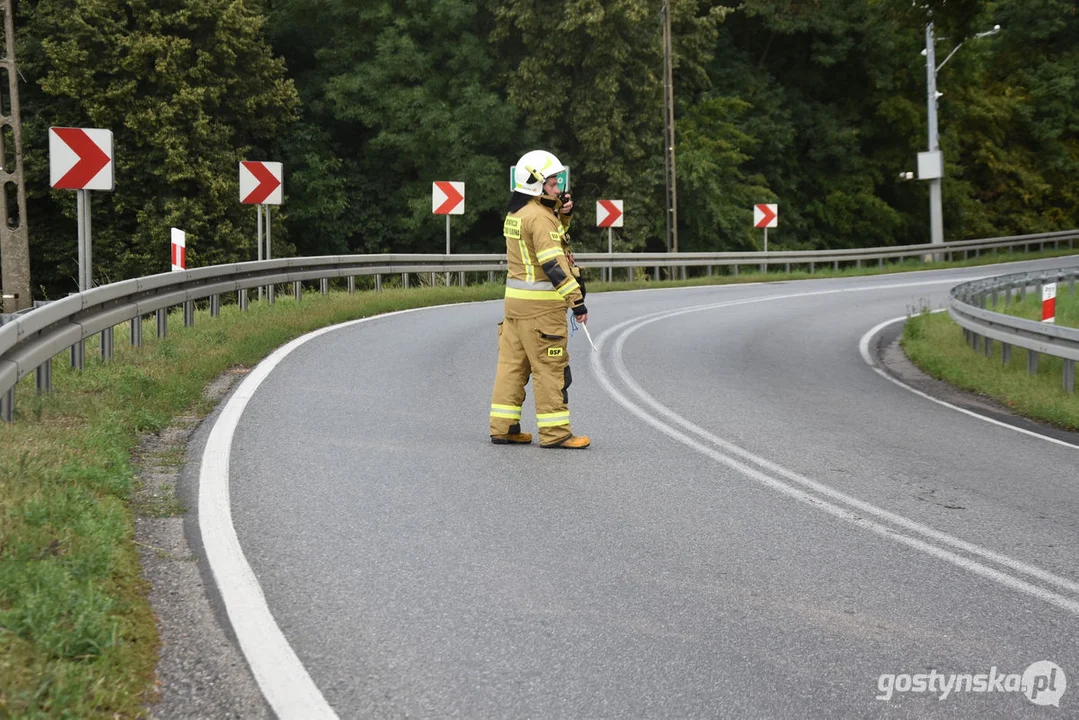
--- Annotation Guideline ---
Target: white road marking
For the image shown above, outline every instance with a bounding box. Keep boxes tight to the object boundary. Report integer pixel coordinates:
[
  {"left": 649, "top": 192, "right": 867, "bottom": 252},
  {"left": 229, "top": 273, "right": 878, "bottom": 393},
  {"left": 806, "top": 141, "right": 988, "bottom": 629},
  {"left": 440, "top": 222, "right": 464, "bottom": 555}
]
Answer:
[
  {"left": 858, "top": 313, "right": 1079, "bottom": 451},
  {"left": 199, "top": 305, "right": 453, "bottom": 720},
  {"left": 591, "top": 282, "right": 1079, "bottom": 615}
]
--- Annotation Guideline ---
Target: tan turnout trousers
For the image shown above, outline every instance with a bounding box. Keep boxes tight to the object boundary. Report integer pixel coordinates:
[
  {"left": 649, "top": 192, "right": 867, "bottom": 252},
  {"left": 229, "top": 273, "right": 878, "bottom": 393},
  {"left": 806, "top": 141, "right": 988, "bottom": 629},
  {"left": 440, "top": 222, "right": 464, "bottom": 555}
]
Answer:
[{"left": 490, "top": 310, "right": 573, "bottom": 446}]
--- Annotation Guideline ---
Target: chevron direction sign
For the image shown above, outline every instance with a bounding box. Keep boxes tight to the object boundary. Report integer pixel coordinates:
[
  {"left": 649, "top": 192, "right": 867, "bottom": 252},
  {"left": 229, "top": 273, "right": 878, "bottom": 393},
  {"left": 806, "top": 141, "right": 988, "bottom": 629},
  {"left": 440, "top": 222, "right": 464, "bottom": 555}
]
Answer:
[
  {"left": 596, "top": 199, "right": 623, "bottom": 228},
  {"left": 239, "top": 161, "right": 283, "bottom": 204},
  {"left": 753, "top": 203, "right": 778, "bottom": 229},
  {"left": 432, "top": 181, "right": 464, "bottom": 215},
  {"left": 49, "top": 127, "right": 114, "bottom": 191}
]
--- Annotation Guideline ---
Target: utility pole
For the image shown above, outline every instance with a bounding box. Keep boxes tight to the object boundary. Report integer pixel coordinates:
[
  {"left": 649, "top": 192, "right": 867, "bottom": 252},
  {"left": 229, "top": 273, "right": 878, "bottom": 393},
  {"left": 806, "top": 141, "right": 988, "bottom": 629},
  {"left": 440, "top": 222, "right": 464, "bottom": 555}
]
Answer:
[
  {"left": 661, "top": 1, "right": 678, "bottom": 256},
  {"left": 0, "top": 0, "right": 29, "bottom": 312}
]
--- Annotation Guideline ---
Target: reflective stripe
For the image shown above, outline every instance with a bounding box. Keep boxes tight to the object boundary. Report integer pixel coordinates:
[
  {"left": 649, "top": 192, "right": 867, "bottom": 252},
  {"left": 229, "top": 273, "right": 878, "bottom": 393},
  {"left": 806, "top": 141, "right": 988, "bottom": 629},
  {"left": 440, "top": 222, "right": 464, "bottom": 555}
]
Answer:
[
  {"left": 490, "top": 403, "right": 522, "bottom": 420},
  {"left": 505, "top": 287, "right": 563, "bottom": 302},
  {"left": 556, "top": 278, "right": 580, "bottom": 298},
  {"left": 536, "top": 247, "right": 563, "bottom": 263},
  {"left": 537, "top": 411, "right": 570, "bottom": 427},
  {"left": 507, "top": 278, "right": 556, "bottom": 291},
  {"left": 518, "top": 237, "right": 535, "bottom": 283}
]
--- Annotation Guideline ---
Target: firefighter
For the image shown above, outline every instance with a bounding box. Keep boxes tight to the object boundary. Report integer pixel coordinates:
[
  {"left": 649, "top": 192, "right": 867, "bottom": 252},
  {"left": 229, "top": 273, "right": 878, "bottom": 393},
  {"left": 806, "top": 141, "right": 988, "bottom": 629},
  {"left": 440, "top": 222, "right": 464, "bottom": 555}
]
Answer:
[{"left": 489, "top": 150, "right": 591, "bottom": 449}]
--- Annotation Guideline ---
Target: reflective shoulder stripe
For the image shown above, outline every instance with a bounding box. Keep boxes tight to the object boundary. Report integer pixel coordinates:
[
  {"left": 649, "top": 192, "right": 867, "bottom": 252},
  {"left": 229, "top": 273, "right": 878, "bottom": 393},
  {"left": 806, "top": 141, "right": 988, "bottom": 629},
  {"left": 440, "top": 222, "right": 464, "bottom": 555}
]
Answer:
[
  {"left": 505, "top": 287, "right": 563, "bottom": 302},
  {"left": 507, "top": 278, "right": 556, "bottom": 291},
  {"left": 504, "top": 216, "right": 522, "bottom": 239},
  {"left": 535, "top": 247, "right": 563, "bottom": 263}
]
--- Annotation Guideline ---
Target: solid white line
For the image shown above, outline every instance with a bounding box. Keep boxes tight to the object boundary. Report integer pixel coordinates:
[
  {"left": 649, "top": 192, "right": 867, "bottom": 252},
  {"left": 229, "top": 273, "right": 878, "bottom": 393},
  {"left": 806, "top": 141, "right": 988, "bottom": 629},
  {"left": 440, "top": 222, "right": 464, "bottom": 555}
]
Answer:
[
  {"left": 199, "top": 305, "right": 451, "bottom": 720},
  {"left": 590, "top": 285, "right": 1079, "bottom": 614},
  {"left": 858, "top": 314, "right": 1079, "bottom": 451}
]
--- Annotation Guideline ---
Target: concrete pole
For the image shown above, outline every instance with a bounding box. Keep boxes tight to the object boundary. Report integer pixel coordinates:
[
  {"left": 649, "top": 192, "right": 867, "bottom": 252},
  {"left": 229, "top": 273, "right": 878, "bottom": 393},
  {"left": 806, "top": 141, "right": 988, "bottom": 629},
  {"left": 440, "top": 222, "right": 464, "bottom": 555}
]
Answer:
[{"left": 926, "top": 21, "right": 944, "bottom": 248}]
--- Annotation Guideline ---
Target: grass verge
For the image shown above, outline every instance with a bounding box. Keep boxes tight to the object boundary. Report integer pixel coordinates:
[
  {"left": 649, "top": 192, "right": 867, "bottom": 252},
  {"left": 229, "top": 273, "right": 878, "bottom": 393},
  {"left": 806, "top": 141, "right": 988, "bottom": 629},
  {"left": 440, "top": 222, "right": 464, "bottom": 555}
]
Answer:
[
  {"left": 901, "top": 286, "right": 1079, "bottom": 431},
  {"left": 0, "top": 246, "right": 1076, "bottom": 716}
]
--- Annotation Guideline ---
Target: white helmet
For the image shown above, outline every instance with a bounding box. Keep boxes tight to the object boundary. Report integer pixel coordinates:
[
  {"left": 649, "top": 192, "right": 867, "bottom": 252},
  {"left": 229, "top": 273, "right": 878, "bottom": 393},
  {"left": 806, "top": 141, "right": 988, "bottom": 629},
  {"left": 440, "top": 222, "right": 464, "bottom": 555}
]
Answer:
[{"left": 513, "top": 150, "right": 565, "bottom": 196}]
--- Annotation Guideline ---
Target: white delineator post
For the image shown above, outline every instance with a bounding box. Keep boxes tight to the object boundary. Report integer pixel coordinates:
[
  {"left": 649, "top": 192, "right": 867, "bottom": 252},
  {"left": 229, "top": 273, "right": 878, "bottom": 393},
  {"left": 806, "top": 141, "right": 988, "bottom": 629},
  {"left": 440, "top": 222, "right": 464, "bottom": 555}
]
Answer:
[
  {"left": 1042, "top": 283, "right": 1057, "bottom": 324},
  {"left": 171, "top": 228, "right": 186, "bottom": 272}
]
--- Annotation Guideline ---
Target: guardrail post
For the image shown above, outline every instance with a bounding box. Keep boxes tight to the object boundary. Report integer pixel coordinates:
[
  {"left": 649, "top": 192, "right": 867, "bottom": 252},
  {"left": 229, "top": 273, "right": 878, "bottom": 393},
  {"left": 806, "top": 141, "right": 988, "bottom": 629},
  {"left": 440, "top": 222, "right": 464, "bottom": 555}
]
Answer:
[
  {"left": 321, "top": 278, "right": 329, "bottom": 295},
  {"left": 70, "top": 341, "right": 84, "bottom": 370},
  {"left": 487, "top": 271, "right": 494, "bottom": 284},
  {"left": 1064, "top": 359, "right": 1075, "bottom": 393},
  {"left": 348, "top": 277, "right": 356, "bottom": 295},
  {"left": 210, "top": 294, "right": 220, "bottom": 317},
  {"left": 156, "top": 309, "right": 168, "bottom": 338},
  {"left": 430, "top": 272, "right": 436, "bottom": 287},
  {"left": 294, "top": 281, "right": 302, "bottom": 301},
  {"left": 759, "top": 262, "right": 765, "bottom": 274},
  {"left": 239, "top": 288, "right": 248, "bottom": 311},
  {"left": 376, "top": 274, "right": 382, "bottom": 292},
  {"left": 653, "top": 265, "right": 659, "bottom": 281},
  {"left": 268, "top": 285, "right": 276, "bottom": 305},
  {"left": 877, "top": 258, "right": 883, "bottom": 269},
  {"left": 459, "top": 271, "right": 465, "bottom": 287},
  {"left": 131, "top": 316, "right": 143, "bottom": 348},
  {"left": 1001, "top": 343, "right": 1011, "bottom": 365},
  {"left": 983, "top": 337, "right": 992, "bottom": 358},
  {"left": 731, "top": 265, "right": 738, "bottom": 277},
  {"left": 809, "top": 261, "right": 815, "bottom": 274},
  {"left": 1, "top": 387, "right": 12, "bottom": 422},
  {"left": 706, "top": 266, "right": 712, "bottom": 277},
  {"left": 101, "top": 327, "right": 114, "bottom": 361},
  {"left": 1027, "top": 350, "right": 1038, "bottom": 376},
  {"left": 183, "top": 301, "right": 194, "bottom": 327},
  {"left": 402, "top": 273, "right": 409, "bottom": 289},
  {"left": 36, "top": 360, "right": 52, "bottom": 394},
  {"left": 833, "top": 261, "right": 838, "bottom": 271}
]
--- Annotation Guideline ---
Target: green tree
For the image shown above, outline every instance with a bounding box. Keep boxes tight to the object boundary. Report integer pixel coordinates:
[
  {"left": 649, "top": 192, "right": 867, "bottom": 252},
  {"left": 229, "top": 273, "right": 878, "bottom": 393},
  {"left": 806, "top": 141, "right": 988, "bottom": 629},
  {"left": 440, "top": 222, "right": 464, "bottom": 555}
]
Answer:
[
  {"left": 266, "top": 0, "right": 521, "bottom": 256},
  {"left": 19, "top": 0, "right": 299, "bottom": 296}
]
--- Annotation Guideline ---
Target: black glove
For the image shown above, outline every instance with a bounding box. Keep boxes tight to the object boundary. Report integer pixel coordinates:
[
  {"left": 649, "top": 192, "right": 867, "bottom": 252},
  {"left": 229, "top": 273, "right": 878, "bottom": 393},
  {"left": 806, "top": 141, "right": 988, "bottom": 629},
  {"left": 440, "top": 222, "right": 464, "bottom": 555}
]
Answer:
[
  {"left": 577, "top": 277, "right": 586, "bottom": 300},
  {"left": 572, "top": 302, "right": 588, "bottom": 318}
]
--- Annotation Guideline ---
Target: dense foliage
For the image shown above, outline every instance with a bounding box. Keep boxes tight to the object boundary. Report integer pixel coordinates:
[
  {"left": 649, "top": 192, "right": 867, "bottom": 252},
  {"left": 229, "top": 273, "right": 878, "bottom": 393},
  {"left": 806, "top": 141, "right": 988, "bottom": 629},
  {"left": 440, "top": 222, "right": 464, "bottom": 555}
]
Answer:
[{"left": 12, "top": 0, "right": 1079, "bottom": 296}]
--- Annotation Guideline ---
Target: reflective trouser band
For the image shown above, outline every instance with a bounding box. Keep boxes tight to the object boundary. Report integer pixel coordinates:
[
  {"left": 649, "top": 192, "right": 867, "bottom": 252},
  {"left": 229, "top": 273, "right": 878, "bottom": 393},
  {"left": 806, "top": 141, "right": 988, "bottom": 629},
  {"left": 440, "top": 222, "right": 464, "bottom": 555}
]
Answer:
[
  {"left": 537, "top": 411, "right": 570, "bottom": 427},
  {"left": 506, "top": 278, "right": 555, "bottom": 291},
  {"left": 490, "top": 404, "right": 522, "bottom": 420},
  {"left": 505, "top": 287, "right": 563, "bottom": 302}
]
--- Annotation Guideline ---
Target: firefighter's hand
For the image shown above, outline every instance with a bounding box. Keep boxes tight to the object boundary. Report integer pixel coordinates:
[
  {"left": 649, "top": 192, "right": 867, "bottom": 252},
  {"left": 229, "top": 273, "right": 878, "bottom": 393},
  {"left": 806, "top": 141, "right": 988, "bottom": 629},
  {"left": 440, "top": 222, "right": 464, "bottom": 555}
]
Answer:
[
  {"left": 560, "top": 193, "right": 574, "bottom": 215},
  {"left": 577, "top": 312, "right": 588, "bottom": 325}
]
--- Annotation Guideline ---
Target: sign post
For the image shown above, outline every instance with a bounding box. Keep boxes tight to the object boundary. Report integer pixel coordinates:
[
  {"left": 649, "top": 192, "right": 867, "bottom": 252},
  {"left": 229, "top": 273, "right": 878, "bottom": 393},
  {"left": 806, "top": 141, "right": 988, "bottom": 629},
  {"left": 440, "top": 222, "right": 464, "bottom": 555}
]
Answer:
[
  {"left": 753, "top": 203, "right": 778, "bottom": 252},
  {"left": 596, "top": 200, "right": 624, "bottom": 283},
  {"left": 49, "top": 127, "right": 114, "bottom": 292},
  {"left": 240, "top": 161, "right": 283, "bottom": 300},
  {"left": 171, "top": 228, "right": 186, "bottom": 272},
  {"left": 1042, "top": 283, "right": 1057, "bottom": 324},
  {"left": 433, "top": 181, "right": 464, "bottom": 285}
]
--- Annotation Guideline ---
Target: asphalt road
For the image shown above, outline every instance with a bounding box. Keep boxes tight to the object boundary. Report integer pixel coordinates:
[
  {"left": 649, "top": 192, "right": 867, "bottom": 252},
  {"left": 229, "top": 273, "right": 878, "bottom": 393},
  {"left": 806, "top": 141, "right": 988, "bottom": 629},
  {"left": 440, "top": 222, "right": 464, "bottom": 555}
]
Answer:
[{"left": 217, "top": 257, "right": 1079, "bottom": 719}]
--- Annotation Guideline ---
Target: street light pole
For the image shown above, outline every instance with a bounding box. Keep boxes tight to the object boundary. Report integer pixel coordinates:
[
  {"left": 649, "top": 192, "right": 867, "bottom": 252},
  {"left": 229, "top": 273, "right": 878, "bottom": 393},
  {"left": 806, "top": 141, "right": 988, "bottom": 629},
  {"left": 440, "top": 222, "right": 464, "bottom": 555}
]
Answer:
[
  {"left": 921, "top": 21, "right": 1000, "bottom": 252},
  {"left": 924, "top": 21, "right": 944, "bottom": 248}
]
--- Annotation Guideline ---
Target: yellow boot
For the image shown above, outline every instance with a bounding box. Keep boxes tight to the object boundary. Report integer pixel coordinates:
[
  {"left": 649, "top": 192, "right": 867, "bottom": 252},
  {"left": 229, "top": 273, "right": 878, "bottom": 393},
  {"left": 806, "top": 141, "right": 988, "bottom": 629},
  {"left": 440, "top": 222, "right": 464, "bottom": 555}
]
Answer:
[
  {"left": 491, "top": 423, "right": 533, "bottom": 445},
  {"left": 541, "top": 434, "right": 590, "bottom": 449}
]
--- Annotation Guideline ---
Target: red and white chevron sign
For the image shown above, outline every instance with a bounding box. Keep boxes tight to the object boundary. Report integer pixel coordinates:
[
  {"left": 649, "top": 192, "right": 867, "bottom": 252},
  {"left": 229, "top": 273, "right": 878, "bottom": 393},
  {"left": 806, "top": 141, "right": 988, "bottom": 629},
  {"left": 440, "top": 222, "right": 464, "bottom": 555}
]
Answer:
[
  {"left": 596, "top": 199, "right": 623, "bottom": 228},
  {"left": 239, "top": 161, "right": 283, "bottom": 205},
  {"left": 753, "top": 203, "right": 778, "bottom": 229},
  {"left": 432, "top": 181, "right": 464, "bottom": 215},
  {"left": 49, "top": 127, "right": 114, "bottom": 191}
]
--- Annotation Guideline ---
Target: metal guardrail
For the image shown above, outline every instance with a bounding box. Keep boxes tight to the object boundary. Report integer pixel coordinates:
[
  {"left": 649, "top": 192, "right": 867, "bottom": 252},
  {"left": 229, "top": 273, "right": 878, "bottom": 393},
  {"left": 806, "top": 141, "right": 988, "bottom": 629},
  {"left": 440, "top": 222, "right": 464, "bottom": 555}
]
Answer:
[
  {"left": 1, "top": 230, "right": 1077, "bottom": 421},
  {"left": 948, "top": 267, "right": 1079, "bottom": 393}
]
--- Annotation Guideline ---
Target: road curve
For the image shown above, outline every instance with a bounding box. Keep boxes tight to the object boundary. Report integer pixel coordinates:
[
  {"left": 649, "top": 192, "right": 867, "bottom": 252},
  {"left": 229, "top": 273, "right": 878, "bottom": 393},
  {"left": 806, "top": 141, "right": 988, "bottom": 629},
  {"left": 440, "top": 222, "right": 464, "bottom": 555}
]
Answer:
[{"left": 207, "top": 257, "right": 1079, "bottom": 719}]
